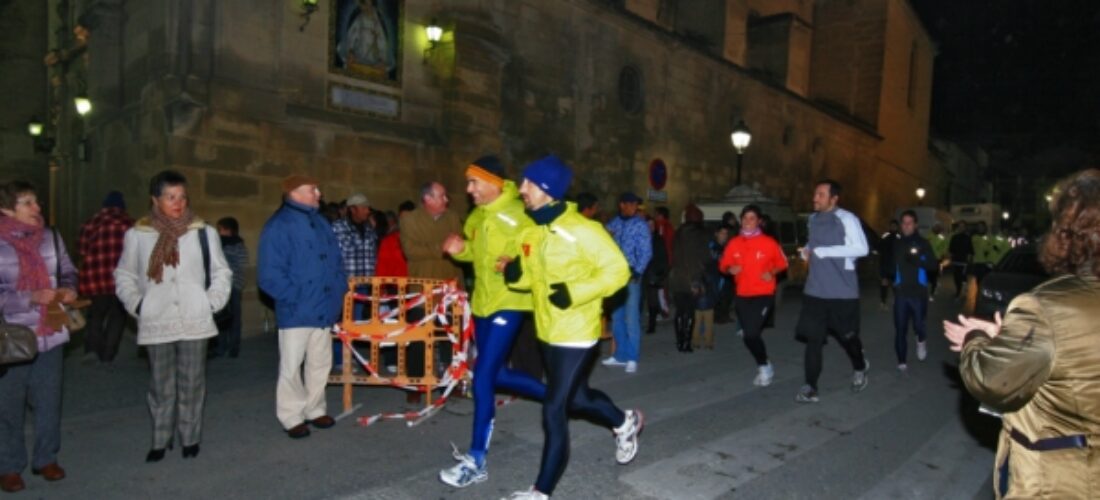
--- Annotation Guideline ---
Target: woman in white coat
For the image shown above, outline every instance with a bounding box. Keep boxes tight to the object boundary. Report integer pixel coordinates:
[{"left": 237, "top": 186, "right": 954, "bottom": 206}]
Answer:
[{"left": 115, "top": 170, "right": 231, "bottom": 462}]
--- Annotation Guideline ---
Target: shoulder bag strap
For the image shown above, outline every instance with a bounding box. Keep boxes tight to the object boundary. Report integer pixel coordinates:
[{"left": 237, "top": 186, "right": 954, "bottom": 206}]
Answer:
[
  {"left": 52, "top": 227, "right": 61, "bottom": 279},
  {"left": 198, "top": 225, "right": 211, "bottom": 290}
]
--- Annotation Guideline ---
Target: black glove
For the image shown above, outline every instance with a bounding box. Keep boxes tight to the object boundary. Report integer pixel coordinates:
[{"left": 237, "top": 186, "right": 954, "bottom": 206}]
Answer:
[
  {"left": 503, "top": 257, "right": 522, "bottom": 284},
  {"left": 548, "top": 283, "right": 572, "bottom": 309}
]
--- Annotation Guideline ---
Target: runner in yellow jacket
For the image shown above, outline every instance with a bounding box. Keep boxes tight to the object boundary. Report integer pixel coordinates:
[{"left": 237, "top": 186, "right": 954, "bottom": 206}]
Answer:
[
  {"left": 499, "top": 155, "right": 642, "bottom": 500},
  {"left": 438, "top": 157, "right": 546, "bottom": 488}
]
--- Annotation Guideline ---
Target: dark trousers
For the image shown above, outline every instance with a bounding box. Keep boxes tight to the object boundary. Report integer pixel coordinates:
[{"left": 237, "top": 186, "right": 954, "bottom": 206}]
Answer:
[
  {"left": 893, "top": 295, "right": 928, "bottom": 364},
  {"left": 714, "top": 280, "right": 734, "bottom": 323},
  {"left": 0, "top": 347, "right": 63, "bottom": 474},
  {"left": 508, "top": 313, "right": 544, "bottom": 381},
  {"left": 927, "top": 267, "right": 940, "bottom": 296},
  {"left": 951, "top": 262, "right": 968, "bottom": 297},
  {"left": 214, "top": 288, "right": 243, "bottom": 357},
  {"left": 795, "top": 296, "right": 867, "bottom": 390},
  {"left": 534, "top": 343, "right": 625, "bottom": 495},
  {"left": 83, "top": 294, "right": 127, "bottom": 362},
  {"left": 672, "top": 292, "right": 694, "bottom": 349},
  {"left": 735, "top": 295, "right": 774, "bottom": 366}
]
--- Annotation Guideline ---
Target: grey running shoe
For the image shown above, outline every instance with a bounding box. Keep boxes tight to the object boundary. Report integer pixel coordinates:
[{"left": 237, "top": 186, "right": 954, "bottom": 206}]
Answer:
[
  {"left": 795, "top": 384, "right": 819, "bottom": 403},
  {"left": 852, "top": 359, "right": 870, "bottom": 392}
]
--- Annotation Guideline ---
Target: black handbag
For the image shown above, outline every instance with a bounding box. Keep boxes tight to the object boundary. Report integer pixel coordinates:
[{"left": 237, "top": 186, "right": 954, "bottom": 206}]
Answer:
[{"left": 0, "top": 317, "right": 38, "bottom": 365}]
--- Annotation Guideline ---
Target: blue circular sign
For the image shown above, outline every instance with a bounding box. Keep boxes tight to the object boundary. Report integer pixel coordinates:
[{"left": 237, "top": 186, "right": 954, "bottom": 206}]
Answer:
[{"left": 649, "top": 158, "right": 667, "bottom": 191}]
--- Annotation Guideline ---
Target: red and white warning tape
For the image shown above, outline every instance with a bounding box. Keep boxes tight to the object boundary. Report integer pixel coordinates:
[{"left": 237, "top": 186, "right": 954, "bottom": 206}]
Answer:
[{"left": 333, "top": 281, "right": 475, "bottom": 427}]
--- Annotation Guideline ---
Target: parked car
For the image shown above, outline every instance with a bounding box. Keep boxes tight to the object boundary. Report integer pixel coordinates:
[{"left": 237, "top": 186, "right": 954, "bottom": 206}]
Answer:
[{"left": 970, "top": 245, "right": 1048, "bottom": 320}]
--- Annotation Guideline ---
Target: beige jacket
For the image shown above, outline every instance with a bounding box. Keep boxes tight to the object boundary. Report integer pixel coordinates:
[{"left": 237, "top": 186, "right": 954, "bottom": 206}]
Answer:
[
  {"left": 399, "top": 208, "right": 463, "bottom": 283},
  {"left": 959, "top": 274, "right": 1100, "bottom": 499}
]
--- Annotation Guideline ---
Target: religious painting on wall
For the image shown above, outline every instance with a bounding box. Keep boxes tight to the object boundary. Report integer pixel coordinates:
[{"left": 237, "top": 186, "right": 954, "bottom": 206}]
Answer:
[{"left": 330, "top": 0, "right": 402, "bottom": 86}]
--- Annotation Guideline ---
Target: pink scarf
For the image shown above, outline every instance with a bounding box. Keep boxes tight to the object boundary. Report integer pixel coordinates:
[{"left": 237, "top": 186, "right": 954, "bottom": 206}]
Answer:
[
  {"left": 0, "top": 215, "right": 52, "bottom": 335},
  {"left": 740, "top": 228, "right": 762, "bottom": 238}
]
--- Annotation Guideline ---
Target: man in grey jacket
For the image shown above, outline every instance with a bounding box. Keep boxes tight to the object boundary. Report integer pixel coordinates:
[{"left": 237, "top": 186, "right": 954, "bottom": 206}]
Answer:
[{"left": 794, "top": 180, "right": 870, "bottom": 403}]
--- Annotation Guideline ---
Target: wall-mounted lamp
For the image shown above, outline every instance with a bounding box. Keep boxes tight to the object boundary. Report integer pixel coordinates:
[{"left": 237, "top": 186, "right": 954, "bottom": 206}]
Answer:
[
  {"left": 74, "top": 94, "right": 92, "bottom": 116},
  {"left": 426, "top": 19, "right": 443, "bottom": 44},
  {"left": 299, "top": 0, "right": 319, "bottom": 32},
  {"left": 26, "top": 116, "right": 55, "bottom": 153},
  {"left": 27, "top": 117, "right": 44, "bottom": 137},
  {"left": 423, "top": 19, "right": 446, "bottom": 62}
]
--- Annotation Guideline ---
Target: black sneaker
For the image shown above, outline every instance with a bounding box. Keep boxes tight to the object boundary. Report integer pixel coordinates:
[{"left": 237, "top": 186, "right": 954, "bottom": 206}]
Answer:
[{"left": 795, "top": 385, "right": 819, "bottom": 403}]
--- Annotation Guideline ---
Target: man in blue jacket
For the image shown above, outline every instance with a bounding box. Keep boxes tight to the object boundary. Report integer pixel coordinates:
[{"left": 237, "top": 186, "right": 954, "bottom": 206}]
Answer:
[
  {"left": 602, "top": 192, "right": 652, "bottom": 373},
  {"left": 258, "top": 174, "right": 348, "bottom": 438}
]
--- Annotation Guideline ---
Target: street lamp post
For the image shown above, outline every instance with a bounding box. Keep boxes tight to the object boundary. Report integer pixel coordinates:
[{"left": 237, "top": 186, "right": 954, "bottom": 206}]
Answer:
[
  {"left": 730, "top": 120, "right": 751, "bottom": 186},
  {"left": 915, "top": 187, "right": 926, "bottom": 206}
]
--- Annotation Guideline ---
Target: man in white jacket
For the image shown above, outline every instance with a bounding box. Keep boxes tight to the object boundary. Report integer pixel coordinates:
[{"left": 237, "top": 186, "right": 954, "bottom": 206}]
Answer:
[{"left": 793, "top": 179, "right": 870, "bottom": 404}]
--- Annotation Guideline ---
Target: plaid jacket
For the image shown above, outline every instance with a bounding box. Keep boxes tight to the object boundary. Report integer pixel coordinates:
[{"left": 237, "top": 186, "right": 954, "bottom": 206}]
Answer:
[
  {"left": 331, "top": 218, "right": 378, "bottom": 278},
  {"left": 78, "top": 207, "right": 134, "bottom": 296}
]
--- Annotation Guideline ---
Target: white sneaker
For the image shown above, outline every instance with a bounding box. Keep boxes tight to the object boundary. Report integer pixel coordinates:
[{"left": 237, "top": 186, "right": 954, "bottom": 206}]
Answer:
[
  {"left": 753, "top": 363, "right": 774, "bottom": 387},
  {"left": 601, "top": 356, "right": 627, "bottom": 367},
  {"left": 917, "top": 341, "right": 928, "bottom": 361},
  {"left": 439, "top": 444, "right": 487, "bottom": 488},
  {"left": 897, "top": 363, "right": 908, "bottom": 372},
  {"left": 852, "top": 359, "right": 869, "bottom": 393},
  {"left": 613, "top": 409, "right": 644, "bottom": 464},
  {"left": 502, "top": 487, "right": 549, "bottom": 500},
  {"left": 625, "top": 361, "right": 637, "bottom": 373}
]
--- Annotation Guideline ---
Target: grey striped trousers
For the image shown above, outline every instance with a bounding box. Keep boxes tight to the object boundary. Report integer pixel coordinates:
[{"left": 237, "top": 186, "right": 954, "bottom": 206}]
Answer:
[{"left": 146, "top": 339, "right": 208, "bottom": 449}]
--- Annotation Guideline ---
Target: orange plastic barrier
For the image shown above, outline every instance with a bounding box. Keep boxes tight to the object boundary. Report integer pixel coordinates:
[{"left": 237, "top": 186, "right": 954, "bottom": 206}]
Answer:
[{"left": 328, "top": 277, "right": 472, "bottom": 426}]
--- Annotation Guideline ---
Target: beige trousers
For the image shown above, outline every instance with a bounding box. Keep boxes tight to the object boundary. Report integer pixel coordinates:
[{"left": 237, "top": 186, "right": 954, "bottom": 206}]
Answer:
[{"left": 276, "top": 327, "right": 333, "bottom": 429}]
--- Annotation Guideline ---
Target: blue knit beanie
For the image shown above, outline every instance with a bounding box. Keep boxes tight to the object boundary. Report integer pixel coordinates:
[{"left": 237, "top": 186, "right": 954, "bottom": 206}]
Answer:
[
  {"left": 522, "top": 155, "right": 573, "bottom": 200},
  {"left": 102, "top": 191, "right": 126, "bottom": 209}
]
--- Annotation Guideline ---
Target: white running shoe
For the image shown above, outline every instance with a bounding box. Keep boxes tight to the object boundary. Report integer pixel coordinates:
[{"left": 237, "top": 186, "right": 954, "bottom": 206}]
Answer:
[
  {"left": 502, "top": 487, "right": 549, "bottom": 499},
  {"left": 753, "top": 363, "right": 774, "bottom": 387},
  {"left": 917, "top": 341, "right": 928, "bottom": 361},
  {"left": 625, "top": 361, "right": 637, "bottom": 373},
  {"left": 601, "top": 356, "right": 627, "bottom": 367},
  {"left": 897, "top": 363, "right": 908, "bottom": 373},
  {"left": 439, "top": 445, "right": 487, "bottom": 488},
  {"left": 614, "top": 409, "right": 644, "bottom": 464}
]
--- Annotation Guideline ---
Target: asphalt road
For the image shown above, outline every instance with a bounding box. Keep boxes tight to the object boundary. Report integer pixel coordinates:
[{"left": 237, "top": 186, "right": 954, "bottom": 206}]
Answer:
[{"left": 14, "top": 283, "right": 998, "bottom": 499}]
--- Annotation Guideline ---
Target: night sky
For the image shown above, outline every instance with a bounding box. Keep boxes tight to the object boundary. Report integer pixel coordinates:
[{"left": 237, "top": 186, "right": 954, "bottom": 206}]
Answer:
[{"left": 911, "top": 0, "right": 1100, "bottom": 176}]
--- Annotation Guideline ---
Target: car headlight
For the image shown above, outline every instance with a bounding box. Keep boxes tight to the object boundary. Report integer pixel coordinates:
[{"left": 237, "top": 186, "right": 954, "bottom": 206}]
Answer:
[{"left": 980, "top": 289, "right": 1005, "bottom": 302}]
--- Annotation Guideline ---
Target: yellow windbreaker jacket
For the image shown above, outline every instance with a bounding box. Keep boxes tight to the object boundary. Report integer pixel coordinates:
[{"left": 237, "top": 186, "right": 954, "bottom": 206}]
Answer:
[
  {"left": 450, "top": 181, "right": 534, "bottom": 316},
  {"left": 511, "top": 203, "right": 629, "bottom": 344}
]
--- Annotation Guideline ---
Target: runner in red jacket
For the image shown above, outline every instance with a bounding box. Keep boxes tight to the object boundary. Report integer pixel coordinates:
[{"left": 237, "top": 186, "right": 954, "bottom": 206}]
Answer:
[{"left": 719, "top": 205, "right": 788, "bottom": 387}]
